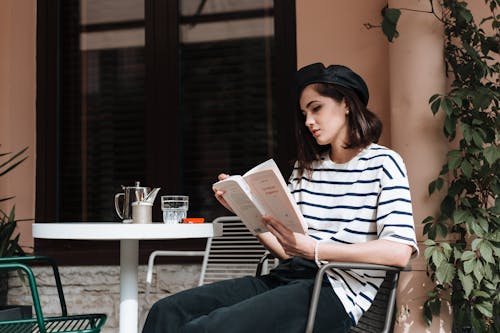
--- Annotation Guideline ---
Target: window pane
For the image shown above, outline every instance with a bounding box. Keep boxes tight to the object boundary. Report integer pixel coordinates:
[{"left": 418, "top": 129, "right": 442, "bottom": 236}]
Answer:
[
  {"left": 179, "top": 0, "right": 276, "bottom": 221},
  {"left": 57, "top": 0, "right": 279, "bottom": 223},
  {"left": 60, "top": 0, "right": 145, "bottom": 221},
  {"left": 180, "top": 0, "right": 272, "bottom": 15}
]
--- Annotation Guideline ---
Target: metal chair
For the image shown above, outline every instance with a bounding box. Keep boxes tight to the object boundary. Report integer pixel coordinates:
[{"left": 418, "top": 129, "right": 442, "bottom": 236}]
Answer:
[
  {"left": 306, "top": 262, "right": 410, "bottom": 333},
  {"left": 198, "top": 216, "right": 277, "bottom": 284},
  {"left": 146, "top": 216, "right": 277, "bottom": 288},
  {"left": 0, "top": 255, "right": 106, "bottom": 333}
]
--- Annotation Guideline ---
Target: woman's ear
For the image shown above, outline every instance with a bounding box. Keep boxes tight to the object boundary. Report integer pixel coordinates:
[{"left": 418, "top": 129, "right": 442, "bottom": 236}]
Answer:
[{"left": 341, "top": 98, "right": 349, "bottom": 111}]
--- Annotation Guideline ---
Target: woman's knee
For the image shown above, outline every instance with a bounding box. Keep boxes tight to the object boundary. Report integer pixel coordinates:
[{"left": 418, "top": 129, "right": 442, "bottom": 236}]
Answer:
[{"left": 151, "top": 294, "right": 177, "bottom": 312}]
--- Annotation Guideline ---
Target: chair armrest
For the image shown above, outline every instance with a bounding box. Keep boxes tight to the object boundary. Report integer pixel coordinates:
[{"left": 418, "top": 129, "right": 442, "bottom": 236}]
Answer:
[
  {"left": 305, "top": 262, "right": 410, "bottom": 333},
  {"left": 146, "top": 250, "right": 207, "bottom": 286},
  {"left": 0, "top": 255, "right": 68, "bottom": 316},
  {"left": 255, "top": 252, "right": 276, "bottom": 276},
  {"left": 314, "top": 262, "right": 411, "bottom": 271},
  {"left": 0, "top": 259, "right": 47, "bottom": 329}
]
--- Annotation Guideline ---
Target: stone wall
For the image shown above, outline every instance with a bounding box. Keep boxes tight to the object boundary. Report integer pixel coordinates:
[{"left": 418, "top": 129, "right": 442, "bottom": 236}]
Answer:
[{"left": 7, "top": 264, "right": 202, "bottom": 333}]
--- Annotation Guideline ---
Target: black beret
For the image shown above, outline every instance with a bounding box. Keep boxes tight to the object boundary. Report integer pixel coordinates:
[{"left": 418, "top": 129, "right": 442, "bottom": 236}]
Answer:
[{"left": 296, "top": 63, "right": 369, "bottom": 106}]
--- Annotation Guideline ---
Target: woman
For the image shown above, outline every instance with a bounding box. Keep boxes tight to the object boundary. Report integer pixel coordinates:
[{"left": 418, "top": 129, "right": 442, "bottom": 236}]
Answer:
[{"left": 142, "top": 63, "right": 418, "bottom": 333}]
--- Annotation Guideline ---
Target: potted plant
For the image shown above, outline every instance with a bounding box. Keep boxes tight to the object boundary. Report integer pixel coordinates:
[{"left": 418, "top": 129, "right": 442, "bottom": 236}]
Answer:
[
  {"left": 378, "top": 1, "right": 499, "bottom": 332},
  {"left": 0, "top": 145, "right": 30, "bottom": 319}
]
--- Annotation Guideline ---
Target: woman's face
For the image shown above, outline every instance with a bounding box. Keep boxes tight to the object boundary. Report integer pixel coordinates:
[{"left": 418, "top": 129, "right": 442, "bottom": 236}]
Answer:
[{"left": 299, "top": 84, "right": 349, "bottom": 147}]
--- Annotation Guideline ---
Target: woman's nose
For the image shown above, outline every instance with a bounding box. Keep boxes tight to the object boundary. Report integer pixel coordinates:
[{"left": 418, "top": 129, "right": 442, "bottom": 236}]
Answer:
[{"left": 304, "top": 113, "right": 314, "bottom": 127}]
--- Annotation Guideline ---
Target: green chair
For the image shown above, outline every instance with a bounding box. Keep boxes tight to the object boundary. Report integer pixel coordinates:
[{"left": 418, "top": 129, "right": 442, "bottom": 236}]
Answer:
[{"left": 0, "top": 255, "right": 106, "bottom": 333}]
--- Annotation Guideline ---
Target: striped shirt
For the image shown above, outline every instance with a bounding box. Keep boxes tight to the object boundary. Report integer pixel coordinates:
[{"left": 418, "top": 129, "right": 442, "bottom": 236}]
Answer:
[{"left": 288, "top": 143, "right": 419, "bottom": 324}]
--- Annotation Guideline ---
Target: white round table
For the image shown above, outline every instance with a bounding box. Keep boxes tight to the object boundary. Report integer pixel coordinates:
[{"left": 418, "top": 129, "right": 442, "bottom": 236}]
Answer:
[{"left": 32, "top": 222, "right": 222, "bottom": 333}]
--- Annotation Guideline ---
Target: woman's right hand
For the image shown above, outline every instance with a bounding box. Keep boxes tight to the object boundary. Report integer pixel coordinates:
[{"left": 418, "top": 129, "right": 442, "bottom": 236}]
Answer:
[{"left": 213, "top": 173, "right": 234, "bottom": 213}]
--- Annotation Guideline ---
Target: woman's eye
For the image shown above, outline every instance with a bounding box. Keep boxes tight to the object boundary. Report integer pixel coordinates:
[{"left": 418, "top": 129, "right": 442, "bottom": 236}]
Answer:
[{"left": 312, "top": 105, "right": 321, "bottom": 112}]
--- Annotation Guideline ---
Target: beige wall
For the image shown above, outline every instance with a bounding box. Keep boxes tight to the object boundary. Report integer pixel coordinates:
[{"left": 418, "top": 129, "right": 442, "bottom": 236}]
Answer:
[
  {"left": 296, "top": 0, "right": 392, "bottom": 146},
  {"left": 0, "top": 0, "right": 36, "bottom": 249}
]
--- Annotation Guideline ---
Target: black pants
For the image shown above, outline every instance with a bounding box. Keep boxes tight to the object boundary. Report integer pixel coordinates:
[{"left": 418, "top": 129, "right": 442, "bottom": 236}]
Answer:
[{"left": 142, "top": 257, "right": 352, "bottom": 333}]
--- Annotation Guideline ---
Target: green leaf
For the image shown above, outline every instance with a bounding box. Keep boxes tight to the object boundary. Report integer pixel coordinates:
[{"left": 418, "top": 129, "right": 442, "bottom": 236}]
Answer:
[
  {"left": 471, "top": 238, "right": 481, "bottom": 251},
  {"left": 453, "top": 247, "right": 463, "bottom": 262},
  {"left": 483, "top": 262, "right": 493, "bottom": 281},
  {"left": 435, "top": 177, "right": 444, "bottom": 190},
  {"left": 423, "top": 300, "right": 434, "bottom": 326},
  {"left": 472, "top": 130, "right": 484, "bottom": 147},
  {"left": 432, "top": 248, "right": 446, "bottom": 267},
  {"left": 440, "top": 242, "right": 452, "bottom": 257},
  {"left": 448, "top": 93, "right": 463, "bottom": 108},
  {"left": 444, "top": 116, "right": 457, "bottom": 138},
  {"left": 471, "top": 290, "right": 490, "bottom": 299},
  {"left": 423, "top": 223, "right": 434, "bottom": 239},
  {"left": 461, "top": 159, "right": 473, "bottom": 178},
  {"left": 436, "top": 262, "right": 455, "bottom": 284},
  {"left": 0, "top": 154, "right": 28, "bottom": 177},
  {"left": 461, "top": 250, "right": 475, "bottom": 261},
  {"left": 430, "top": 98, "right": 441, "bottom": 115},
  {"left": 428, "top": 180, "right": 436, "bottom": 195},
  {"left": 473, "top": 260, "right": 484, "bottom": 283},
  {"left": 447, "top": 149, "right": 462, "bottom": 170},
  {"left": 464, "top": 258, "right": 475, "bottom": 274},
  {"left": 483, "top": 145, "right": 499, "bottom": 165},
  {"left": 458, "top": 269, "right": 474, "bottom": 297},
  {"left": 428, "top": 94, "right": 441, "bottom": 104},
  {"left": 453, "top": 209, "right": 468, "bottom": 224},
  {"left": 464, "top": 42, "right": 482, "bottom": 65},
  {"left": 478, "top": 241, "right": 494, "bottom": 263},
  {"left": 440, "top": 196, "right": 455, "bottom": 218},
  {"left": 423, "top": 292, "right": 441, "bottom": 326},
  {"left": 458, "top": 7, "right": 473, "bottom": 23},
  {"left": 470, "top": 118, "right": 483, "bottom": 126},
  {"left": 381, "top": 7, "right": 401, "bottom": 42},
  {"left": 492, "top": 197, "right": 500, "bottom": 215},
  {"left": 440, "top": 98, "right": 453, "bottom": 116},
  {"left": 436, "top": 223, "right": 448, "bottom": 238},
  {"left": 471, "top": 221, "right": 485, "bottom": 237},
  {"left": 470, "top": 315, "right": 484, "bottom": 333},
  {"left": 476, "top": 217, "right": 489, "bottom": 233},
  {"left": 424, "top": 246, "right": 435, "bottom": 260},
  {"left": 424, "top": 239, "right": 436, "bottom": 246},
  {"left": 475, "top": 301, "right": 493, "bottom": 318},
  {"left": 422, "top": 216, "right": 434, "bottom": 224}
]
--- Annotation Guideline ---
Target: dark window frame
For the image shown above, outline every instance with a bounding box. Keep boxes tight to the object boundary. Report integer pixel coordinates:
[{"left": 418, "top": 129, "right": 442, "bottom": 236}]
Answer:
[{"left": 35, "top": 0, "right": 297, "bottom": 265}]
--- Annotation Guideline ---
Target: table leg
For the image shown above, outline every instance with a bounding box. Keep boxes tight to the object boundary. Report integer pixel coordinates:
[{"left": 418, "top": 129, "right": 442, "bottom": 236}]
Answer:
[{"left": 120, "top": 239, "right": 139, "bottom": 333}]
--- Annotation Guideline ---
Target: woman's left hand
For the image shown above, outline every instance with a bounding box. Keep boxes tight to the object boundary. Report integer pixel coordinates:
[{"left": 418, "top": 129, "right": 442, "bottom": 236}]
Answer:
[{"left": 262, "top": 215, "right": 316, "bottom": 260}]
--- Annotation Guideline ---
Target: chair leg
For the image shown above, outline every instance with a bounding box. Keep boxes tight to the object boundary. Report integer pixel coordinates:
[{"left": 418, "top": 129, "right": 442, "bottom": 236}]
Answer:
[
  {"left": 305, "top": 264, "right": 331, "bottom": 333},
  {"left": 381, "top": 272, "right": 400, "bottom": 333}
]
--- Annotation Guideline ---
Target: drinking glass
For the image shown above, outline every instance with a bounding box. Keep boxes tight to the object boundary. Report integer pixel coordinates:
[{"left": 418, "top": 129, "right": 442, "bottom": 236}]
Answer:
[{"left": 161, "top": 195, "right": 189, "bottom": 224}]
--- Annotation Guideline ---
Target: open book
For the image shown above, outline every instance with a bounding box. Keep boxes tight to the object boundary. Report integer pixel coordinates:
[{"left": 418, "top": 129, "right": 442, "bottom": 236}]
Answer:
[{"left": 212, "top": 159, "right": 307, "bottom": 235}]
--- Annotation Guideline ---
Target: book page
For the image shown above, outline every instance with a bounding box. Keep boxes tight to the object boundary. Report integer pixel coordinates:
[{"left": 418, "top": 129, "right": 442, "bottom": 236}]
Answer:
[
  {"left": 243, "top": 162, "right": 307, "bottom": 234},
  {"left": 243, "top": 159, "right": 278, "bottom": 176},
  {"left": 212, "top": 176, "right": 268, "bottom": 234}
]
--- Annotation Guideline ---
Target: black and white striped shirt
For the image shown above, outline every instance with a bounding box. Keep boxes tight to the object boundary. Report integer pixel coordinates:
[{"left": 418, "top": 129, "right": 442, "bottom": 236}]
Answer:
[{"left": 289, "top": 143, "right": 419, "bottom": 324}]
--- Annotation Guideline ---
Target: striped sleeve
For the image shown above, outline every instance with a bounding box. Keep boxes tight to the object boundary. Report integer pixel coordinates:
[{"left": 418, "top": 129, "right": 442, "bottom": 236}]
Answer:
[{"left": 376, "top": 153, "right": 419, "bottom": 257}]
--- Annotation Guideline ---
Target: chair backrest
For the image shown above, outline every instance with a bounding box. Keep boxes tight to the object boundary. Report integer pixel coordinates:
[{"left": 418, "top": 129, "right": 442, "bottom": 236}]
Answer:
[
  {"left": 198, "top": 216, "right": 269, "bottom": 286},
  {"left": 350, "top": 270, "right": 400, "bottom": 333}
]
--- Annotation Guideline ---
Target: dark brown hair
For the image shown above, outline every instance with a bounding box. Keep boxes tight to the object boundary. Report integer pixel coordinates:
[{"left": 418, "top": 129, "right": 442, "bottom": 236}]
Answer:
[{"left": 295, "top": 83, "right": 382, "bottom": 175}]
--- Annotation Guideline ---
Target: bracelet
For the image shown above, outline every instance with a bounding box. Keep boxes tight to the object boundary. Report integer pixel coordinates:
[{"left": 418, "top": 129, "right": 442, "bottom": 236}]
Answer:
[{"left": 314, "top": 240, "right": 323, "bottom": 267}]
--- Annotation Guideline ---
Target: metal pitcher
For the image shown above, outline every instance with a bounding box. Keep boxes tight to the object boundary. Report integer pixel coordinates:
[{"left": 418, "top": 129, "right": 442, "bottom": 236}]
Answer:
[{"left": 114, "top": 181, "right": 151, "bottom": 222}]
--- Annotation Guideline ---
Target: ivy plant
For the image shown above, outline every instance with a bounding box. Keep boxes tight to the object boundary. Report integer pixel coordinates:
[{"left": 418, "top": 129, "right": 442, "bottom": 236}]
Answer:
[{"left": 379, "top": 1, "right": 499, "bottom": 332}]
